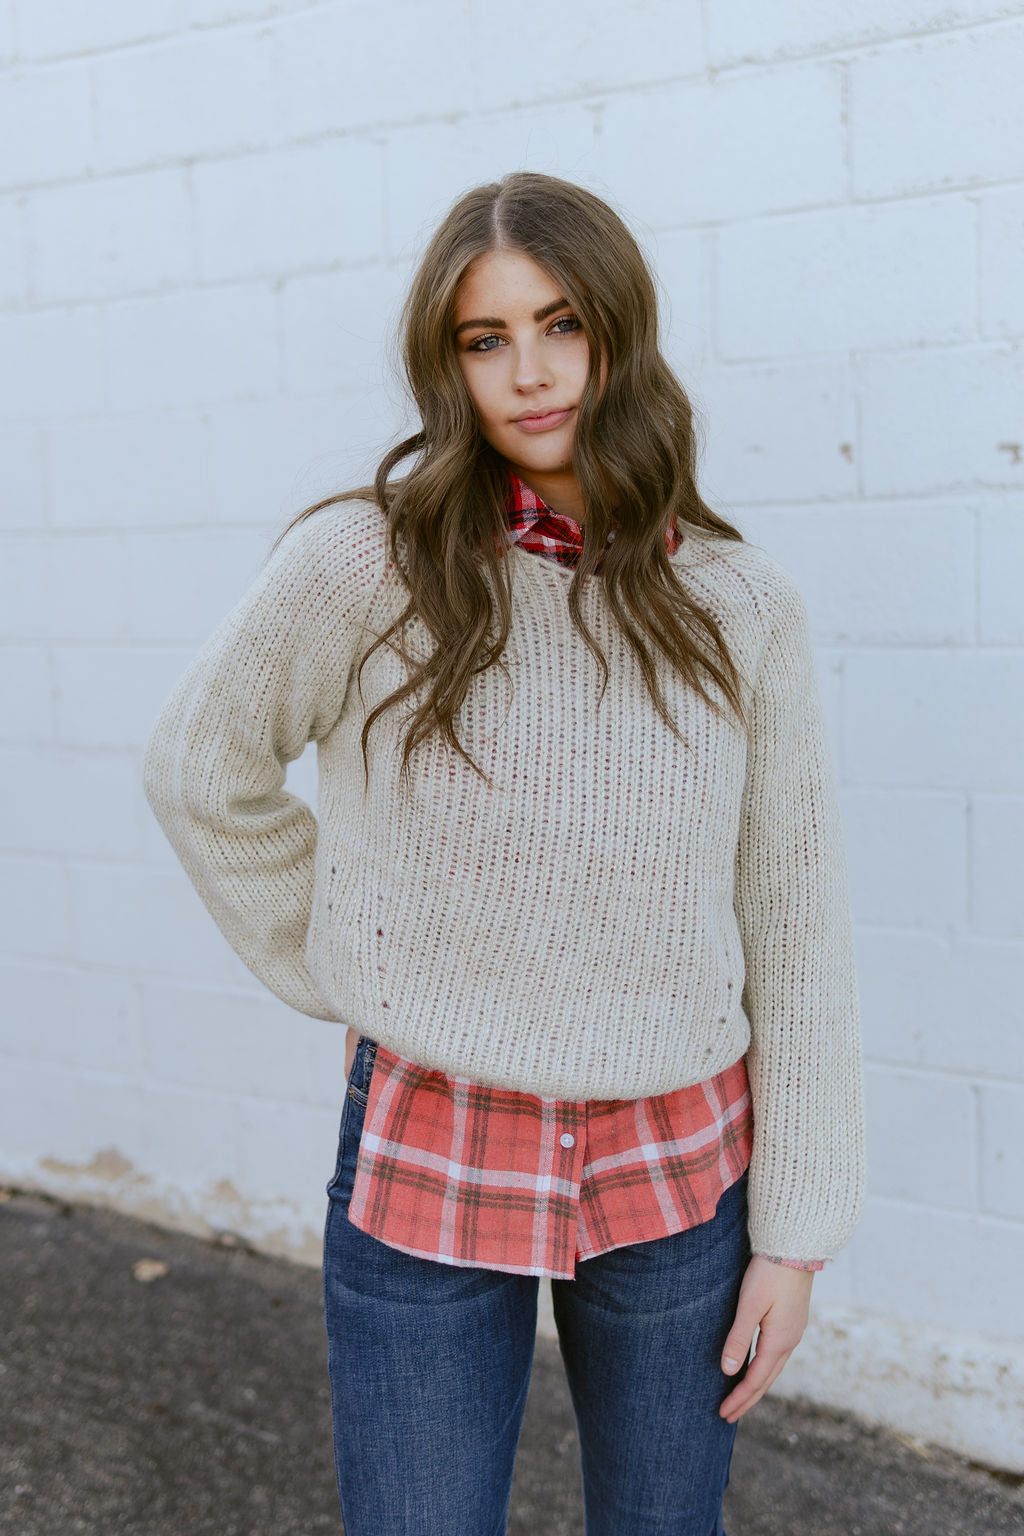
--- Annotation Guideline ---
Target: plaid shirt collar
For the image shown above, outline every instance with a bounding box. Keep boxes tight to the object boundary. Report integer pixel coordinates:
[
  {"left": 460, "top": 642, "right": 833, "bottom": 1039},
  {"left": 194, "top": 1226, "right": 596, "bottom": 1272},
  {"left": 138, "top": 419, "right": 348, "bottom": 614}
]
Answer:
[{"left": 502, "top": 470, "right": 681, "bottom": 570}]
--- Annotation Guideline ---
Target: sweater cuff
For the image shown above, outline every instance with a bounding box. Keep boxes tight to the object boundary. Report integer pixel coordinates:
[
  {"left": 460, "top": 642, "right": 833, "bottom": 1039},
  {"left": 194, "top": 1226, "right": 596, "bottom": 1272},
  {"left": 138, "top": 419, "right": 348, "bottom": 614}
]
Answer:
[{"left": 755, "top": 1253, "right": 826, "bottom": 1272}]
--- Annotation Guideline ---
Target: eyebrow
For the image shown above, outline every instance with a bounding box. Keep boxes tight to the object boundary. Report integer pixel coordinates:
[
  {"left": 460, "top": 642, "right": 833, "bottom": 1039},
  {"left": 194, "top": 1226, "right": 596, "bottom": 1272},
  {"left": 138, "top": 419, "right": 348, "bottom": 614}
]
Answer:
[{"left": 453, "top": 297, "right": 571, "bottom": 337}]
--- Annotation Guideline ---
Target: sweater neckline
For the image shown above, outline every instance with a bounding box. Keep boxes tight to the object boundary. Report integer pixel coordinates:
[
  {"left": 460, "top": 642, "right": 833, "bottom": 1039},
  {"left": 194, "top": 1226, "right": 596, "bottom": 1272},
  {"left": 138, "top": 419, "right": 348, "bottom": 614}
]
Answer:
[{"left": 505, "top": 526, "right": 719, "bottom": 582}]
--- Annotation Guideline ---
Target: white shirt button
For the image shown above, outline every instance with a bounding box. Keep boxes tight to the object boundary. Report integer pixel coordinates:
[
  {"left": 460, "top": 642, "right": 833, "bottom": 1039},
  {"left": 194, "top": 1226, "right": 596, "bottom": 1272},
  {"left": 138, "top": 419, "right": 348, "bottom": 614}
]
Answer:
[{"left": 559, "top": 1132, "right": 576, "bottom": 1149}]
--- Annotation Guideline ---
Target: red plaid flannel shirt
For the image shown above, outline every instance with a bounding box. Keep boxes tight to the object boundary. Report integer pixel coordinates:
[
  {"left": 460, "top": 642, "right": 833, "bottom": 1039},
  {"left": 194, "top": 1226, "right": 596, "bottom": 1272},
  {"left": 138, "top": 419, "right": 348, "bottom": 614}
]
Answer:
[{"left": 346, "top": 474, "right": 824, "bottom": 1277}]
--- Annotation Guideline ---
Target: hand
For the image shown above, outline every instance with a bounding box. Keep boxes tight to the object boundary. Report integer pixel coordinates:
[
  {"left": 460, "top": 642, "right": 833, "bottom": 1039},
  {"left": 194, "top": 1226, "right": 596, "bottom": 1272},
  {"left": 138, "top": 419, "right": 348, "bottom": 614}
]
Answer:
[{"left": 718, "top": 1255, "right": 814, "bottom": 1423}]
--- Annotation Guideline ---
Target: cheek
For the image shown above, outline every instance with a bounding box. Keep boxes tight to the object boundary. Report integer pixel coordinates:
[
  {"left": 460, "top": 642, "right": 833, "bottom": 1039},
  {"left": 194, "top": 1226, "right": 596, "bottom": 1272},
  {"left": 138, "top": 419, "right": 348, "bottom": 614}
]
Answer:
[{"left": 460, "top": 368, "right": 507, "bottom": 436}]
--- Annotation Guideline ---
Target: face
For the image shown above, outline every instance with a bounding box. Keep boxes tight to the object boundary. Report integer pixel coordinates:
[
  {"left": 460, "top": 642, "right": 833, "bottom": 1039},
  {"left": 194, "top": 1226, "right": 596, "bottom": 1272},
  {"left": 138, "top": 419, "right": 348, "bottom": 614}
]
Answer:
[{"left": 453, "top": 248, "right": 595, "bottom": 515}]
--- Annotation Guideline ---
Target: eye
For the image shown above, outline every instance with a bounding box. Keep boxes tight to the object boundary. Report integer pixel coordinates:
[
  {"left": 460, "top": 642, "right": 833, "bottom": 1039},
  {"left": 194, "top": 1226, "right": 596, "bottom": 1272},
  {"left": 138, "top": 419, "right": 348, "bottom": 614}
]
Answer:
[
  {"left": 465, "top": 333, "right": 503, "bottom": 353},
  {"left": 550, "top": 315, "right": 581, "bottom": 335}
]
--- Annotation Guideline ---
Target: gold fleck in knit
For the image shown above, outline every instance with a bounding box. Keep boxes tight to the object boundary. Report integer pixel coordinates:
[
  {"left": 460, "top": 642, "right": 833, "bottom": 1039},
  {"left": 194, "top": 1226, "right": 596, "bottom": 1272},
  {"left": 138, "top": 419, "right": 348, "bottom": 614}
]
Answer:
[{"left": 142, "top": 497, "right": 865, "bottom": 1262}]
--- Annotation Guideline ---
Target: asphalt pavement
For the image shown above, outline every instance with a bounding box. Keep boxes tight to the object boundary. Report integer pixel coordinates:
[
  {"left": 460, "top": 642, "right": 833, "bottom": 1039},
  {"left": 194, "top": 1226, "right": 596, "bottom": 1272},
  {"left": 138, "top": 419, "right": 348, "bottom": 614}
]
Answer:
[{"left": 1, "top": 1188, "right": 1021, "bottom": 1536}]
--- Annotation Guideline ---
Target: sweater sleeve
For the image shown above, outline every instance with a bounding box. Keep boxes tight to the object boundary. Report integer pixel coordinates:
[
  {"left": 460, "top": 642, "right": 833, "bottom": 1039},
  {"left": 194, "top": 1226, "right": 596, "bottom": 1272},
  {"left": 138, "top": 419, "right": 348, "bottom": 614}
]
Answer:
[
  {"left": 141, "top": 502, "right": 385, "bottom": 1019},
  {"left": 733, "top": 566, "right": 866, "bottom": 1263}
]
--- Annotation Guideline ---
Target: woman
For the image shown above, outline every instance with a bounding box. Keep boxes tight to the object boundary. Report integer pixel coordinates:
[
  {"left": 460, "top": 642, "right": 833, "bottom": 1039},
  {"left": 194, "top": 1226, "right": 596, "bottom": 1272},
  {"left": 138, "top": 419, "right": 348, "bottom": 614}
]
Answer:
[{"left": 143, "top": 172, "right": 864, "bottom": 1536}]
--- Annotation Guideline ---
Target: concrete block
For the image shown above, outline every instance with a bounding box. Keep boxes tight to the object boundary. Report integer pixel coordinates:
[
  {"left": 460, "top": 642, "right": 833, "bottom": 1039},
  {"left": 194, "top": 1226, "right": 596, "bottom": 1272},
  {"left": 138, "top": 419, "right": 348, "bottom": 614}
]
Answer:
[
  {"left": 980, "top": 186, "right": 1024, "bottom": 340},
  {"left": 853, "top": 927, "right": 944, "bottom": 1069},
  {"left": 233, "top": 1092, "right": 338, "bottom": 1207},
  {"left": 92, "top": 27, "right": 278, "bottom": 172},
  {"left": 140, "top": 1081, "right": 241, "bottom": 1190},
  {"left": 124, "top": 526, "right": 270, "bottom": 642},
  {"left": 195, "top": 136, "right": 385, "bottom": 284},
  {"left": 0, "top": 62, "right": 94, "bottom": 190},
  {"left": 0, "top": 536, "right": 50, "bottom": 641},
  {"left": 698, "top": 360, "right": 857, "bottom": 504},
  {"left": 68, "top": 860, "right": 256, "bottom": 985},
  {"left": 269, "top": 1, "right": 478, "bottom": 140},
  {"left": 732, "top": 502, "right": 975, "bottom": 644},
  {"left": 652, "top": 228, "right": 708, "bottom": 383},
  {"left": 858, "top": 346, "right": 1024, "bottom": 496},
  {"left": 864, "top": 1064, "right": 977, "bottom": 1210},
  {"left": 980, "top": 1083, "right": 1024, "bottom": 1219},
  {"left": 841, "top": 789, "right": 968, "bottom": 929},
  {"left": 0, "top": 643, "right": 54, "bottom": 743},
  {"left": 384, "top": 105, "right": 602, "bottom": 263},
  {"left": 0, "top": 306, "right": 106, "bottom": 420},
  {"left": 979, "top": 502, "right": 1024, "bottom": 643},
  {"left": 0, "top": 960, "right": 142, "bottom": 1076},
  {"left": 474, "top": 0, "right": 703, "bottom": 108},
  {"left": 0, "top": 194, "right": 28, "bottom": 306},
  {"left": 706, "top": 2, "right": 1021, "bottom": 66},
  {"left": 0, "top": 857, "right": 71, "bottom": 960},
  {"left": 939, "top": 939, "right": 1024, "bottom": 1082},
  {"left": 0, "top": 747, "right": 142, "bottom": 859},
  {"left": 183, "top": 0, "right": 309, "bottom": 17},
  {"left": 0, "top": 425, "right": 45, "bottom": 530},
  {"left": 49, "top": 533, "right": 131, "bottom": 641},
  {"left": 970, "top": 795, "right": 1024, "bottom": 939},
  {"left": 53, "top": 644, "right": 196, "bottom": 751},
  {"left": 849, "top": 1200, "right": 1024, "bottom": 1338},
  {"left": 0, "top": 1059, "right": 147, "bottom": 1183},
  {"left": 717, "top": 198, "right": 976, "bottom": 360},
  {"left": 305, "top": 1014, "right": 350, "bottom": 1110},
  {"left": 17, "top": 1, "right": 185, "bottom": 58},
  {"left": 141, "top": 981, "right": 315, "bottom": 1103},
  {"left": 28, "top": 167, "right": 193, "bottom": 305},
  {"left": 601, "top": 65, "right": 845, "bottom": 228},
  {"left": 49, "top": 409, "right": 212, "bottom": 529},
  {"left": 843, "top": 649, "right": 1024, "bottom": 792},
  {"left": 855, "top": 928, "right": 1024, "bottom": 1080},
  {"left": 204, "top": 392, "right": 403, "bottom": 526},
  {"left": 851, "top": 24, "right": 1024, "bottom": 198},
  {"left": 812, "top": 647, "right": 844, "bottom": 764},
  {"left": 281, "top": 262, "right": 409, "bottom": 400},
  {"left": 105, "top": 285, "right": 279, "bottom": 412}
]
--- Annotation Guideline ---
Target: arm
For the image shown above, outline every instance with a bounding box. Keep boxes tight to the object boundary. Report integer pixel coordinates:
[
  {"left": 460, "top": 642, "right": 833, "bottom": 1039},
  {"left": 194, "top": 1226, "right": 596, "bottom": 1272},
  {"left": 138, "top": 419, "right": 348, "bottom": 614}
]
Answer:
[
  {"left": 142, "top": 501, "right": 385, "bottom": 1018},
  {"left": 723, "top": 566, "right": 865, "bottom": 1411},
  {"left": 733, "top": 567, "right": 865, "bottom": 1264}
]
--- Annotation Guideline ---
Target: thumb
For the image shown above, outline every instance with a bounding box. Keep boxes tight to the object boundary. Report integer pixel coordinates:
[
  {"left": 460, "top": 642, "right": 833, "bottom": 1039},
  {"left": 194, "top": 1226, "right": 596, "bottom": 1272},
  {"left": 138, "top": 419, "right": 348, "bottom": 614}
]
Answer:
[{"left": 721, "top": 1296, "right": 760, "bottom": 1376}]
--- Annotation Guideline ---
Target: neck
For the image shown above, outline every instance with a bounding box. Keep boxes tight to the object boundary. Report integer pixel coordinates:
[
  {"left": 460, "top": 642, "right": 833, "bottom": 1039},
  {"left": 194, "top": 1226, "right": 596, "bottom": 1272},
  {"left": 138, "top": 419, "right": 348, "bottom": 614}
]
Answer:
[{"left": 510, "top": 464, "right": 585, "bottom": 525}]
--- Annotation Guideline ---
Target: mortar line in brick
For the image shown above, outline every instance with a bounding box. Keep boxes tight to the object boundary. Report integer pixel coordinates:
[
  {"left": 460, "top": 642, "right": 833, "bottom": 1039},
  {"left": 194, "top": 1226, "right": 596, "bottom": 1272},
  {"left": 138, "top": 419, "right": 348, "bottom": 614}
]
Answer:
[
  {"left": 966, "top": 788, "right": 981, "bottom": 942},
  {"left": 973, "top": 1081, "right": 985, "bottom": 1215},
  {"left": 972, "top": 505, "right": 983, "bottom": 649},
  {"left": 8, "top": 0, "right": 335, "bottom": 69},
  {"left": 840, "top": 60, "right": 852, "bottom": 201},
  {"left": 695, "top": 0, "right": 711, "bottom": 73},
  {"left": 863, "top": 1059, "right": 997, "bottom": 1089},
  {"left": 706, "top": 10, "right": 1024, "bottom": 76},
  {"left": 713, "top": 327, "right": 1005, "bottom": 366},
  {"left": 968, "top": 193, "right": 984, "bottom": 343},
  {"left": 706, "top": 226, "right": 721, "bottom": 364}
]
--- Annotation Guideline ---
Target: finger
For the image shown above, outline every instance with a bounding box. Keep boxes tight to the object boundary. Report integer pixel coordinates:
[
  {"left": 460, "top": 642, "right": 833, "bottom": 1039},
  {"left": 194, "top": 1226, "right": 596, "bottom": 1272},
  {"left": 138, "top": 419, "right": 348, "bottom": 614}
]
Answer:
[
  {"left": 719, "top": 1349, "right": 792, "bottom": 1422},
  {"left": 720, "top": 1299, "right": 762, "bottom": 1376}
]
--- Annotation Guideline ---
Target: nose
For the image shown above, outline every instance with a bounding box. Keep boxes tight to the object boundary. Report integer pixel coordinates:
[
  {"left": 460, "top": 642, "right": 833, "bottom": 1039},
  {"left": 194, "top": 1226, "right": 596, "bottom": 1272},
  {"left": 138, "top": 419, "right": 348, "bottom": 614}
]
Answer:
[{"left": 513, "top": 336, "right": 553, "bottom": 393}]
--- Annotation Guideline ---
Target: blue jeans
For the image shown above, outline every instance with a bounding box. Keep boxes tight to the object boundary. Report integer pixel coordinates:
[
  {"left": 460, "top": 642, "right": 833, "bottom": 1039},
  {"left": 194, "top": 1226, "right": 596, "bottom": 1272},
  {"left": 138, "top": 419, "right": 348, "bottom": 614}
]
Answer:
[{"left": 323, "top": 1036, "right": 750, "bottom": 1536}]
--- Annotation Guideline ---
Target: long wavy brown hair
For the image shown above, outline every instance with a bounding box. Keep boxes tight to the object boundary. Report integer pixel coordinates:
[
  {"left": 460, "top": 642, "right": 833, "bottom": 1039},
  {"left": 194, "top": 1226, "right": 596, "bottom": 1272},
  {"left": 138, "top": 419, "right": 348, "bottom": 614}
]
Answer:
[{"left": 274, "top": 172, "right": 747, "bottom": 785}]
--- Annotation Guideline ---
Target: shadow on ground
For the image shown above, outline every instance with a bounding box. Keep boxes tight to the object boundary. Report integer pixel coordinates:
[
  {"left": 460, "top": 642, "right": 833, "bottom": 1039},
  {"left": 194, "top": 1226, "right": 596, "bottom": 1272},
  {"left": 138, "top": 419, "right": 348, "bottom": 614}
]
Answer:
[{"left": 1, "top": 1191, "right": 1020, "bottom": 1535}]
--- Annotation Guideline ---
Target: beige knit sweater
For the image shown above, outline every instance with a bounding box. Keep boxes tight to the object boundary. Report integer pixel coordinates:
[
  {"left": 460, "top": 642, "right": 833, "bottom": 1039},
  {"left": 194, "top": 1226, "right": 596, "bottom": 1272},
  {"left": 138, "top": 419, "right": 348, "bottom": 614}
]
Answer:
[{"left": 143, "top": 496, "right": 864, "bottom": 1261}]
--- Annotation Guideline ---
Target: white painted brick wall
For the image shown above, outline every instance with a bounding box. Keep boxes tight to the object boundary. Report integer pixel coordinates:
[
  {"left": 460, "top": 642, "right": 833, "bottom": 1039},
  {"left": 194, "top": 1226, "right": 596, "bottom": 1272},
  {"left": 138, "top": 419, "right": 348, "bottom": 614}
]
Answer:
[
  {"left": 2, "top": 0, "right": 1023, "bottom": 1472},
  {"left": 850, "top": 22, "right": 1024, "bottom": 196}
]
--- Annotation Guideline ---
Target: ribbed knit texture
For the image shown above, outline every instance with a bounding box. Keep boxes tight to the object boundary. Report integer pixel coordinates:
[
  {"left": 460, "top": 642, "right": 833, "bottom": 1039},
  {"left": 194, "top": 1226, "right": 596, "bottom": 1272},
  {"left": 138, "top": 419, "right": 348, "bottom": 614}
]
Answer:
[{"left": 142, "top": 497, "right": 865, "bottom": 1261}]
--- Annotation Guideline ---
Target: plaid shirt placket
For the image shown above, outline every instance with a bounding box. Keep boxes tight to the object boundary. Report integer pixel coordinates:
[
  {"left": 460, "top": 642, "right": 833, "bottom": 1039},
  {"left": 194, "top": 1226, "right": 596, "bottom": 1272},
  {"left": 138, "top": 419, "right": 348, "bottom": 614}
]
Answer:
[{"left": 345, "top": 474, "right": 824, "bottom": 1276}]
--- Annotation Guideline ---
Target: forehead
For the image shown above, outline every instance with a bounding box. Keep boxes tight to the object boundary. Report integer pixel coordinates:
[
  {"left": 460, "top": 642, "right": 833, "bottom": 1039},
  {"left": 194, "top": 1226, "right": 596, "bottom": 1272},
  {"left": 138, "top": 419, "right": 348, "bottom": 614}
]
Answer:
[{"left": 454, "top": 249, "right": 564, "bottom": 318}]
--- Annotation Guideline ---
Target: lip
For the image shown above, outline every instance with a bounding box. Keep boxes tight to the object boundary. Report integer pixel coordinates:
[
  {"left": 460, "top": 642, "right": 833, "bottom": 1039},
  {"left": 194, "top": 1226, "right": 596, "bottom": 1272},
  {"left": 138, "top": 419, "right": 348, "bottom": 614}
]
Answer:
[{"left": 513, "top": 407, "right": 573, "bottom": 433}]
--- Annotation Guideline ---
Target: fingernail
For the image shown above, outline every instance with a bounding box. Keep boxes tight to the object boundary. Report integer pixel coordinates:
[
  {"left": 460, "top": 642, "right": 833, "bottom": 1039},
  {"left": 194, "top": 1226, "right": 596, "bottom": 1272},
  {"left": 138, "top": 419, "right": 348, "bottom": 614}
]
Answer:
[{"left": 723, "top": 1356, "right": 740, "bottom": 1372}]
